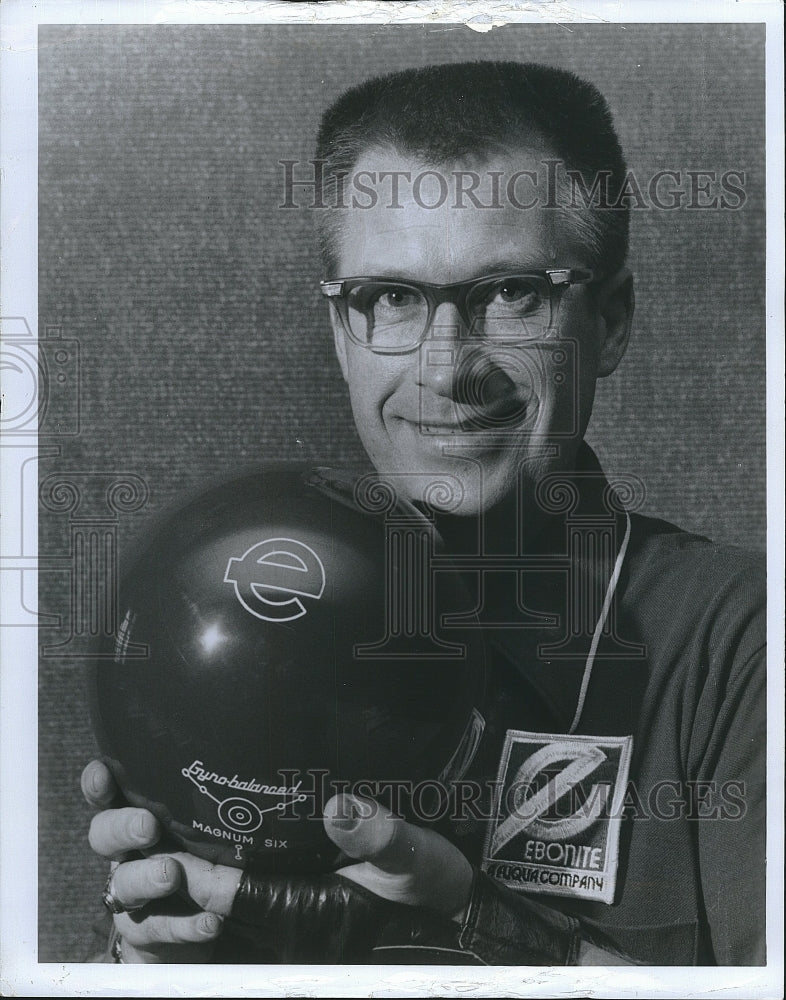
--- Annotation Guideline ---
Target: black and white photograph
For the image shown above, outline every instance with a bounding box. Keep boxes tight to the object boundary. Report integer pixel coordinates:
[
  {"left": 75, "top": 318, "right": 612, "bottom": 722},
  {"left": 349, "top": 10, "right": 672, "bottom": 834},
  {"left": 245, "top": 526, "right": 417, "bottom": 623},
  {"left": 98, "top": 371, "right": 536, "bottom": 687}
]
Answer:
[{"left": 1, "top": 1, "right": 783, "bottom": 996}]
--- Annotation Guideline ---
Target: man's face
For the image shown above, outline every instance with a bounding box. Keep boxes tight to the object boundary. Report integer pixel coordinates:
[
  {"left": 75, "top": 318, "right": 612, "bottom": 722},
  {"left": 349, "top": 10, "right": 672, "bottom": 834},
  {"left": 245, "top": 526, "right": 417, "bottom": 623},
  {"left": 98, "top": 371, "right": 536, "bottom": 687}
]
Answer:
[{"left": 328, "top": 147, "right": 631, "bottom": 516}]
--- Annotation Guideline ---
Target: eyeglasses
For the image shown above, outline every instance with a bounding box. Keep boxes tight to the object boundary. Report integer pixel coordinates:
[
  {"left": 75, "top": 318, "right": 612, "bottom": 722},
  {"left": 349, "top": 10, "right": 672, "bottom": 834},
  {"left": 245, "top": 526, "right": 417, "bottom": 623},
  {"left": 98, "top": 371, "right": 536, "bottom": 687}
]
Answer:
[{"left": 320, "top": 268, "right": 594, "bottom": 354}]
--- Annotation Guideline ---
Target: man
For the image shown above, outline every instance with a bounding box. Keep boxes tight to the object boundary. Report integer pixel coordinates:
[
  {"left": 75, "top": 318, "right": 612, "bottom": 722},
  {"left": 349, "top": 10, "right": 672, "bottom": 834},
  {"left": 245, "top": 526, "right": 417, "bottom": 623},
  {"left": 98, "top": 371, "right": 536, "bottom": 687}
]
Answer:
[{"left": 82, "top": 61, "right": 766, "bottom": 965}]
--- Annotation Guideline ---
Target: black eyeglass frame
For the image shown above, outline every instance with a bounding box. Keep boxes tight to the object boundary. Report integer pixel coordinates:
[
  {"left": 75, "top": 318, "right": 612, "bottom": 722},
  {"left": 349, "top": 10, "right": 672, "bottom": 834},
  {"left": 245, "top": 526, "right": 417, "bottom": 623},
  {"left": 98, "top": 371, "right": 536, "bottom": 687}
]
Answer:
[{"left": 320, "top": 268, "right": 595, "bottom": 354}]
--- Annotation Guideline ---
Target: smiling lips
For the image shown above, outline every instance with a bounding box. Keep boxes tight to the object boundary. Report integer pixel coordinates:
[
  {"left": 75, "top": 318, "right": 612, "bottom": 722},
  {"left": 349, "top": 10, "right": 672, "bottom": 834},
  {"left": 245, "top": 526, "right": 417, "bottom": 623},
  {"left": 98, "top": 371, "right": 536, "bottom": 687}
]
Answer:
[
  {"left": 418, "top": 393, "right": 530, "bottom": 433},
  {"left": 406, "top": 401, "right": 530, "bottom": 436}
]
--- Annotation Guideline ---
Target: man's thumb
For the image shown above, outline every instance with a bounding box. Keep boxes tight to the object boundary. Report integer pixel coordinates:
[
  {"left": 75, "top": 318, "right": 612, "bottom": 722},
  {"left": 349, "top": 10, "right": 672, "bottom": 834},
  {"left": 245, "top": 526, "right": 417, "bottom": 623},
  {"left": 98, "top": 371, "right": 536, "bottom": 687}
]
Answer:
[
  {"left": 323, "top": 794, "right": 409, "bottom": 870},
  {"left": 322, "top": 794, "right": 472, "bottom": 919}
]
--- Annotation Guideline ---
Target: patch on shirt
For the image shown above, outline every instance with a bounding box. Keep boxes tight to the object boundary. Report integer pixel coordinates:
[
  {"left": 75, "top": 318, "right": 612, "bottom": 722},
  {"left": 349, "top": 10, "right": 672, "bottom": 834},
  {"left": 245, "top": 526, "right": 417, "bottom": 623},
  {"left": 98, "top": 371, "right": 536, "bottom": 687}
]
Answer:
[{"left": 481, "top": 730, "right": 633, "bottom": 904}]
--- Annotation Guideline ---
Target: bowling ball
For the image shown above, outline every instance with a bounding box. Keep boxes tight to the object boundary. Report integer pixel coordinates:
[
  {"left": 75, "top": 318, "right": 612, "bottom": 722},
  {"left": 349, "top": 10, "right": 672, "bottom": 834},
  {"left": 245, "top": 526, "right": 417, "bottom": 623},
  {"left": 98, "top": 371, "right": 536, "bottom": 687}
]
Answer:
[{"left": 87, "top": 465, "right": 485, "bottom": 873}]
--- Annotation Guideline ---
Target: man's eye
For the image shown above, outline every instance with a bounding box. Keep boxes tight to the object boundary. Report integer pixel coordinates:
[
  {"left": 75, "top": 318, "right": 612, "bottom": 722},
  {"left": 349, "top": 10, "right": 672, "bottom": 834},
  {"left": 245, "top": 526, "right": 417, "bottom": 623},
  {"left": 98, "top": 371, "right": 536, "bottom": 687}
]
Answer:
[
  {"left": 374, "top": 287, "right": 419, "bottom": 310},
  {"left": 349, "top": 285, "right": 419, "bottom": 314},
  {"left": 485, "top": 279, "right": 540, "bottom": 311}
]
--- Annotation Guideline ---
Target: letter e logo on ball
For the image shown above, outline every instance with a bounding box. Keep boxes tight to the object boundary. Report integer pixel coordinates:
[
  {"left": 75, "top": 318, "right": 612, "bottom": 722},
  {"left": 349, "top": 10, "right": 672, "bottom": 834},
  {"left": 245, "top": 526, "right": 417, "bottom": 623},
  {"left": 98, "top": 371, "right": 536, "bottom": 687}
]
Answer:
[{"left": 224, "top": 538, "right": 326, "bottom": 622}]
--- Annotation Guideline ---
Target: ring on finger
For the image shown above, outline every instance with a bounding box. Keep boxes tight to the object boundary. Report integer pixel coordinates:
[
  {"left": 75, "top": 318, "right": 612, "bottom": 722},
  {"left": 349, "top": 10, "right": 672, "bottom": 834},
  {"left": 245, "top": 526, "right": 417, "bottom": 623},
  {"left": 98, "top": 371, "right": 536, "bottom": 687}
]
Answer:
[{"left": 102, "top": 868, "right": 144, "bottom": 915}]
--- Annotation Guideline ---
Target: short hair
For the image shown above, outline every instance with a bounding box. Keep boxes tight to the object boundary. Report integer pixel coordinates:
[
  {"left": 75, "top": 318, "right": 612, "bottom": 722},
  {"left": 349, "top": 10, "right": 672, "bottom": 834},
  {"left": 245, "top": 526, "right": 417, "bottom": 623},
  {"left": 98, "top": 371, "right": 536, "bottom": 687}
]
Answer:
[{"left": 314, "top": 60, "right": 629, "bottom": 276}]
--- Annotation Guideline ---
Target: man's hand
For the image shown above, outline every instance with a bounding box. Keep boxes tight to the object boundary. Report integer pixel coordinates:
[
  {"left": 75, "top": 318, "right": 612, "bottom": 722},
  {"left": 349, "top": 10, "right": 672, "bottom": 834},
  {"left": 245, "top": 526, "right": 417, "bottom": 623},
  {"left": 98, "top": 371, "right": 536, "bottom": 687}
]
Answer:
[
  {"left": 82, "top": 760, "right": 473, "bottom": 963},
  {"left": 326, "top": 794, "right": 473, "bottom": 921},
  {"left": 82, "top": 760, "right": 237, "bottom": 963}
]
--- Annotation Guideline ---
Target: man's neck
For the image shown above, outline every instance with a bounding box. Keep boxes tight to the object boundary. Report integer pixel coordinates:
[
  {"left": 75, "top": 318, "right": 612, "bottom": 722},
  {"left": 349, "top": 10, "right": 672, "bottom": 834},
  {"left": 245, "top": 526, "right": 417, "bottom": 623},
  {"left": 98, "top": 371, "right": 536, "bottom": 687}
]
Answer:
[
  {"left": 432, "top": 443, "right": 607, "bottom": 555},
  {"left": 433, "top": 486, "right": 559, "bottom": 555}
]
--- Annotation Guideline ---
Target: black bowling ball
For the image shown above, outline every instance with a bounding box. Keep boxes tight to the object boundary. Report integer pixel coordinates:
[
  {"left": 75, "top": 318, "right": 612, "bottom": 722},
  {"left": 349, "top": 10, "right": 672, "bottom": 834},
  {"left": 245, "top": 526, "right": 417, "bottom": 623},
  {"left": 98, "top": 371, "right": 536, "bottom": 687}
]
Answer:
[{"left": 88, "top": 465, "right": 485, "bottom": 872}]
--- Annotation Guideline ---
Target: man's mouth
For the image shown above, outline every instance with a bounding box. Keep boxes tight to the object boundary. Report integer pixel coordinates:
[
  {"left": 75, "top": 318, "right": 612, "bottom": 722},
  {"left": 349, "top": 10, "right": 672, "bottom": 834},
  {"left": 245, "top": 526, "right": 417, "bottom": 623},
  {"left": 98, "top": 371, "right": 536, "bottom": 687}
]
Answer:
[{"left": 418, "top": 398, "right": 530, "bottom": 434}]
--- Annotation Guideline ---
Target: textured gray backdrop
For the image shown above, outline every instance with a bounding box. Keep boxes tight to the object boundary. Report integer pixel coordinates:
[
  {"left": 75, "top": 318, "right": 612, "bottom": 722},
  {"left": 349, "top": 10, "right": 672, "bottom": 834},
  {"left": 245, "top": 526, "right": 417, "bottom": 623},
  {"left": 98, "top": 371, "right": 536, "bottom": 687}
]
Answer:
[{"left": 37, "top": 23, "right": 765, "bottom": 961}]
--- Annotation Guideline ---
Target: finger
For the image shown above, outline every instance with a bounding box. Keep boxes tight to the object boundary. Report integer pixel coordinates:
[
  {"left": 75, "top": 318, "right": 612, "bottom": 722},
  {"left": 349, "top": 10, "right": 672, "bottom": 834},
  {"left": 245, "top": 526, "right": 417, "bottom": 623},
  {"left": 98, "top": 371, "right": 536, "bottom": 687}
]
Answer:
[
  {"left": 116, "top": 908, "right": 224, "bottom": 951},
  {"left": 80, "top": 760, "right": 118, "bottom": 809},
  {"left": 107, "top": 855, "right": 183, "bottom": 911},
  {"left": 323, "top": 794, "right": 408, "bottom": 870},
  {"left": 163, "top": 851, "right": 243, "bottom": 917},
  {"left": 324, "top": 794, "right": 472, "bottom": 918},
  {"left": 89, "top": 807, "right": 160, "bottom": 859}
]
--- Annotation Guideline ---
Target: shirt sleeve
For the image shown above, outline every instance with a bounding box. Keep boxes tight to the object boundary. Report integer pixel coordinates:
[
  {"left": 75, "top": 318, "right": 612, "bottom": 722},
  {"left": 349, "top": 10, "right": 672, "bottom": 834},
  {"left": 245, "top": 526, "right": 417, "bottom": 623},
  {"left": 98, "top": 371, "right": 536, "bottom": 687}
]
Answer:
[{"left": 694, "top": 642, "right": 767, "bottom": 964}]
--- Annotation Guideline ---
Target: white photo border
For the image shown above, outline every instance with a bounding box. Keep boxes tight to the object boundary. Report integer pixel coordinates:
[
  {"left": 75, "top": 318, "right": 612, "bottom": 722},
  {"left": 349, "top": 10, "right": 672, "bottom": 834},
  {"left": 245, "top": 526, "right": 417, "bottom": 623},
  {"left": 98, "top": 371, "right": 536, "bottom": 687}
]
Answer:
[{"left": 1, "top": 1, "right": 783, "bottom": 996}]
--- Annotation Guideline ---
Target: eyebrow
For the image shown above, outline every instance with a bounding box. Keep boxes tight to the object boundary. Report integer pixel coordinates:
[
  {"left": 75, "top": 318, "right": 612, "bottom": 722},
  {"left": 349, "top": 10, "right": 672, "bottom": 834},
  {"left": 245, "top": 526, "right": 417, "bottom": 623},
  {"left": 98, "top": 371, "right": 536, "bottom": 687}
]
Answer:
[
  {"left": 462, "top": 259, "right": 549, "bottom": 279},
  {"left": 349, "top": 260, "right": 550, "bottom": 282}
]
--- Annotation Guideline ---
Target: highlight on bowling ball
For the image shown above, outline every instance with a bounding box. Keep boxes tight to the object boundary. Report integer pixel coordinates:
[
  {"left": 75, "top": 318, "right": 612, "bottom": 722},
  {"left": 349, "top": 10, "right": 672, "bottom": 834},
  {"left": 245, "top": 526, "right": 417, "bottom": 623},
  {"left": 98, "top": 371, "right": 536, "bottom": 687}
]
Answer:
[{"left": 87, "top": 464, "right": 486, "bottom": 873}]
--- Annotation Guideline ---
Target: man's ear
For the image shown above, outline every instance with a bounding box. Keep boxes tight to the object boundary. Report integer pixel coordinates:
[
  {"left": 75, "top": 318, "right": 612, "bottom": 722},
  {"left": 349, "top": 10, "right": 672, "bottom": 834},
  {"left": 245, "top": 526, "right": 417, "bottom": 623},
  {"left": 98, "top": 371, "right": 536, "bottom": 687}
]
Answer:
[
  {"left": 329, "top": 305, "right": 349, "bottom": 382},
  {"left": 595, "top": 268, "right": 634, "bottom": 377}
]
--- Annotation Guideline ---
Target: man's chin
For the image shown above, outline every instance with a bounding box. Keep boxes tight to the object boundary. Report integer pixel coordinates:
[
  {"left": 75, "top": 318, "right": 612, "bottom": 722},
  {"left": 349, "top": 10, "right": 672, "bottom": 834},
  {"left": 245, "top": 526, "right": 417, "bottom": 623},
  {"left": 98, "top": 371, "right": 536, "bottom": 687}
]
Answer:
[
  {"left": 367, "top": 460, "right": 515, "bottom": 518},
  {"left": 364, "top": 418, "right": 579, "bottom": 515},
  {"left": 372, "top": 444, "right": 581, "bottom": 519}
]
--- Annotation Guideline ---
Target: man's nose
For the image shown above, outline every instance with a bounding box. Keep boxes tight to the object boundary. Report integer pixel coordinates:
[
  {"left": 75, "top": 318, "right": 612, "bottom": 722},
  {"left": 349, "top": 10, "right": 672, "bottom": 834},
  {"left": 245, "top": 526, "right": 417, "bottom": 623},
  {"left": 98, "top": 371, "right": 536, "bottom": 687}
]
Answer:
[{"left": 415, "top": 302, "right": 469, "bottom": 397}]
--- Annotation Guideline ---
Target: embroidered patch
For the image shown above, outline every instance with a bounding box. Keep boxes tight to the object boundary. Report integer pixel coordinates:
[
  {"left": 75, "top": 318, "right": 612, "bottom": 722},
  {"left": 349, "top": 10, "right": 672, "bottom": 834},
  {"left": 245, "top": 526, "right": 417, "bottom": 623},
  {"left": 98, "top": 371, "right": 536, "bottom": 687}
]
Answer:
[{"left": 481, "top": 730, "right": 633, "bottom": 904}]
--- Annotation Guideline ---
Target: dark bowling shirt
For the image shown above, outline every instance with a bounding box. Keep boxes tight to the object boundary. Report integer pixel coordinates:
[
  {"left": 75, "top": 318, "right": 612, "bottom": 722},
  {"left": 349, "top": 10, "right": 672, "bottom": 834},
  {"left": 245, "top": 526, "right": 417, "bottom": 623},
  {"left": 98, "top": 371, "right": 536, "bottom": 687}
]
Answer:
[{"left": 443, "top": 444, "right": 766, "bottom": 965}]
